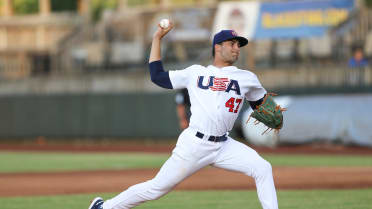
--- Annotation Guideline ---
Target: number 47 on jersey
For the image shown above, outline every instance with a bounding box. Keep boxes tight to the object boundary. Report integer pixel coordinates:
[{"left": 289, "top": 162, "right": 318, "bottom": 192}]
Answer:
[{"left": 225, "top": 97, "right": 242, "bottom": 113}]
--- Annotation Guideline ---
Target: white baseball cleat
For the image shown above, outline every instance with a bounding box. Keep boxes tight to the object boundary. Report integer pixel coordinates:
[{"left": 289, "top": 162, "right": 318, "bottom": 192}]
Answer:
[{"left": 88, "top": 197, "right": 104, "bottom": 209}]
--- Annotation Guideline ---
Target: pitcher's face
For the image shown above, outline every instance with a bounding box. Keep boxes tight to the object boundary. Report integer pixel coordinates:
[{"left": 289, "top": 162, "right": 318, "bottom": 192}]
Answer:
[{"left": 218, "top": 39, "right": 240, "bottom": 64}]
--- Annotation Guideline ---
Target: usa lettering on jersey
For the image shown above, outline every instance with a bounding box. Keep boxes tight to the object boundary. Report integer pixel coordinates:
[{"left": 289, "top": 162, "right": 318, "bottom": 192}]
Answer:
[{"left": 197, "top": 76, "right": 241, "bottom": 95}]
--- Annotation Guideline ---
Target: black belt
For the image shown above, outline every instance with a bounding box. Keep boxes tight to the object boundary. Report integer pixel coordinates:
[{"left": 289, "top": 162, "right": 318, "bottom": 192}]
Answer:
[{"left": 195, "top": 131, "right": 227, "bottom": 142}]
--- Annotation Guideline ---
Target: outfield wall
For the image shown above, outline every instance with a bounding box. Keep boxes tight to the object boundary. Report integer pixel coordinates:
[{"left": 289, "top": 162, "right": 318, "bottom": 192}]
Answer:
[{"left": 0, "top": 93, "right": 180, "bottom": 138}]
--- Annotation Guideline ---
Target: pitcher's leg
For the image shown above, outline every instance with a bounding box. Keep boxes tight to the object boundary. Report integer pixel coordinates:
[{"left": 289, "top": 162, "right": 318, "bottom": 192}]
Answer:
[
  {"left": 212, "top": 138, "right": 278, "bottom": 209},
  {"left": 103, "top": 151, "right": 203, "bottom": 209}
]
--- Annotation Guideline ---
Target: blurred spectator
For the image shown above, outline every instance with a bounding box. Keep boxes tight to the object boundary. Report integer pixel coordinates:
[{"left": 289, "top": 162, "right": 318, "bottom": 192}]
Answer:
[
  {"left": 175, "top": 88, "right": 191, "bottom": 130},
  {"left": 348, "top": 46, "right": 368, "bottom": 68},
  {"left": 348, "top": 45, "right": 368, "bottom": 85}
]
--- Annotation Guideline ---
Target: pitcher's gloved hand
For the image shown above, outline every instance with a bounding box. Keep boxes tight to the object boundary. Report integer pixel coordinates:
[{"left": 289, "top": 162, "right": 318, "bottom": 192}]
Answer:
[{"left": 248, "top": 93, "right": 286, "bottom": 134}]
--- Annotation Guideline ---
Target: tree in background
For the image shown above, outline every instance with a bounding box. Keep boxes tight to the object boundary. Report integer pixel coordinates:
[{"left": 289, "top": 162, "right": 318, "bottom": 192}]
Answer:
[
  {"left": 13, "top": 0, "right": 38, "bottom": 15},
  {"left": 51, "top": 0, "right": 76, "bottom": 12},
  {"left": 91, "top": 0, "right": 117, "bottom": 22},
  {"left": 366, "top": 0, "right": 372, "bottom": 7},
  {"left": 11, "top": 0, "right": 76, "bottom": 15},
  {"left": 4, "top": 0, "right": 118, "bottom": 21}
]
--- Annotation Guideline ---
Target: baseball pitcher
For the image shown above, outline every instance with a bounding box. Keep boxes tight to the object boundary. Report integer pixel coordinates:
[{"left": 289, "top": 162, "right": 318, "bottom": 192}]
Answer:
[{"left": 89, "top": 20, "right": 284, "bottom": 209}]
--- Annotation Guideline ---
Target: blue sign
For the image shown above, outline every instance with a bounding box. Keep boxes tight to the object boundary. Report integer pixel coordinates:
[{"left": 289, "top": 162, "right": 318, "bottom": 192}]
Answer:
[{"left": 254, "top": 0, "right": 355, "bottom": 39}]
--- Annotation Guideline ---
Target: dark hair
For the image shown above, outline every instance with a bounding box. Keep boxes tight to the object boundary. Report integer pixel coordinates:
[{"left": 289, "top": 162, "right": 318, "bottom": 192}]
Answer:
[{"left": 351, "top": 42, "right": 364, "bottom": 54}]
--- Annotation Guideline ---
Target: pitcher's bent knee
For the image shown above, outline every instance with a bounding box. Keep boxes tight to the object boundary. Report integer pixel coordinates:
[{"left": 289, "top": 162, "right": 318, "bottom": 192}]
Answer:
[{"left": 256, "top": 160, "right": 273, "bottom": 178}]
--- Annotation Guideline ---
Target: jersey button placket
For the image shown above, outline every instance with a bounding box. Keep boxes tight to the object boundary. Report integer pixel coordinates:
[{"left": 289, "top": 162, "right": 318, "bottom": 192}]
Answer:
[
  {"left": 217, "top": 91, "right": 222, "bottom": 109},
  {"left": 216, "top": 93, "right": 223, "bottom": 131}
]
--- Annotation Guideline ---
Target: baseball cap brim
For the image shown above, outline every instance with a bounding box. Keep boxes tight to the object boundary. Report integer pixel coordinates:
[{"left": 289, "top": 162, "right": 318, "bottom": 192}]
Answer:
[
  {"left": 232, "top": 36, "right": 248, "bottom": 47},
  {"left": 213, "top": 30, "right": 249, "bottom": 48}
]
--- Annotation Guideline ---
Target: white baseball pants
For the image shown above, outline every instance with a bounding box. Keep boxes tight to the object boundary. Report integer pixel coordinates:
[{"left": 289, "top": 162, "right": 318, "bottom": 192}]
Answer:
[{"left": 102, "top": 127, "right": 278, "bottom": 209}]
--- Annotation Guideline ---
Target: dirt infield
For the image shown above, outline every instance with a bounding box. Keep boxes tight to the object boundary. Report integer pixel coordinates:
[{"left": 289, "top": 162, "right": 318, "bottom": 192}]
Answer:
[
  {"left": 1, "top": 167, "right": 372, "bottom": 197},
  {"left": 1, "top": 143, "right": 372, "bottom": 197},
  {"left": 2, "top": 142, "right": 372, "bottom": 155}
]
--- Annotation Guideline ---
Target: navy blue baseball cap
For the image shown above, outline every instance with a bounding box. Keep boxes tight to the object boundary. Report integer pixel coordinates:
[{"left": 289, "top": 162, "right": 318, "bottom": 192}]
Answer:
[{"left": 213, "top": 30, "right": 248, "bottom": 48}]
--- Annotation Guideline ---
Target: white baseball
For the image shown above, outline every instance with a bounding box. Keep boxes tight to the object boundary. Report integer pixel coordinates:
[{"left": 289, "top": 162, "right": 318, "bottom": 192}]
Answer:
[{"left": 159, "top": 19, "right": 170, "bottom": 29}]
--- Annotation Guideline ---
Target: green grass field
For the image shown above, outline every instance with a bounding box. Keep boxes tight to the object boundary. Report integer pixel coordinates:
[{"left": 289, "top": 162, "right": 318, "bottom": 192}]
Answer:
[
  {"left": 1, "top": 151, "right": 372, "bottom": 209},
  {"left": 0, "top": 152, "right": 170, "bottom": 173},
  {"left": 1, "top": 189, "right": 371, "bottom": 209},
  {"left": 1, "top": 151, "right": 372, "bottom": 173}
]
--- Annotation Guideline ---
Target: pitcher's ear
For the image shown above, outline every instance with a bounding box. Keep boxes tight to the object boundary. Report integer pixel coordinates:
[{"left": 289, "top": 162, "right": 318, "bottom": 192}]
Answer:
[{"left": 214, "top": 44, "right": 222, "bottom": 55}]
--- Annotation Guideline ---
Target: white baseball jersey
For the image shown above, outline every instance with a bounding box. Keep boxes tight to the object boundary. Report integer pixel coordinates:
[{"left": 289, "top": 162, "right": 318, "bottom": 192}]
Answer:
[
  {"left": 102, "top": 64, "right": 278, "bottom": 209},
  {"left": 169, "top": 64, "right": 267, "bottom": 136}
]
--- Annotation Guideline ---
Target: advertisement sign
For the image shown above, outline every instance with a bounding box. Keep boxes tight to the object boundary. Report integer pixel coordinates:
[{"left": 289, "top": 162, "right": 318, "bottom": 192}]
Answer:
[
  {"left": 213, "top": 0, "right": 355, "bottom": 40},
  {"left": 255, "top": 0, "right": 355, "bottom": 39}
]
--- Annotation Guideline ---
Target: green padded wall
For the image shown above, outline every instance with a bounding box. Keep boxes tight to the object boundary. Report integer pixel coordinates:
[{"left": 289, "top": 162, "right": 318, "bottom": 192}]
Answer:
[{"left": 0, "top": 92, "right": 180, "bottom": 138}]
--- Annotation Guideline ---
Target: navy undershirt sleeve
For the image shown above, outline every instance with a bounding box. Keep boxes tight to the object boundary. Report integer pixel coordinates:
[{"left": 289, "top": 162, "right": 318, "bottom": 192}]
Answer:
[
  {"left": 149, "top": 60, "right": 173, "bottom": 89},
  {"left": 249, "top": 94, "right": 265, "bottom": 110}
]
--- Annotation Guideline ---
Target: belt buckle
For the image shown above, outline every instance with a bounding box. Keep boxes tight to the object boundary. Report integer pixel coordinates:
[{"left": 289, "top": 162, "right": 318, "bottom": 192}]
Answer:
[{"left": 209, "top": 136, "right": 217, "bottom": 142}]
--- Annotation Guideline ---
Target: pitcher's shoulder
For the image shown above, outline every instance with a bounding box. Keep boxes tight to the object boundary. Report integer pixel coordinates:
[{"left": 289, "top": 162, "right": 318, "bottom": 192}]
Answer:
[
  {"left": 189, "top": 64, "right": 206, "bottom": 70},
  {"left": 235, "top": 68, "right": 258, "bottom": 78},
  {"left": 179, "top": 64, "right": 205, "bottom": 72}
]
